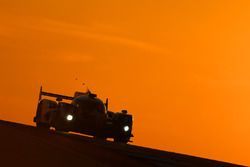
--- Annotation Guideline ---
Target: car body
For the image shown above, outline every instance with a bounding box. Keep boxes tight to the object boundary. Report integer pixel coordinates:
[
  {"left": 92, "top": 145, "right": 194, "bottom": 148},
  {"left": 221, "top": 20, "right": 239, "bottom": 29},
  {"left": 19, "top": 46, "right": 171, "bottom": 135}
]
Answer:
[{"left": 33, "top": 87, "right": 133, "bottom": 143}]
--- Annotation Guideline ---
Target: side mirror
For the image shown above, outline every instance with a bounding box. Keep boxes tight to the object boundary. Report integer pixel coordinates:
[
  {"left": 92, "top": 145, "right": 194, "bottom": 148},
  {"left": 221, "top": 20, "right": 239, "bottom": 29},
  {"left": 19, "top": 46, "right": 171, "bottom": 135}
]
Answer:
[
  {"left": 105, "top": 98, "right": 109, "bottom": 111},
  {"left": 121, "top": 110, "right": 127, "bottom": 114},
  {"left": 72, "top": 103, "right": 79, "bottom": 109},
  {"left": 56, "top": 97, "right": 63, "bottom": 101}
]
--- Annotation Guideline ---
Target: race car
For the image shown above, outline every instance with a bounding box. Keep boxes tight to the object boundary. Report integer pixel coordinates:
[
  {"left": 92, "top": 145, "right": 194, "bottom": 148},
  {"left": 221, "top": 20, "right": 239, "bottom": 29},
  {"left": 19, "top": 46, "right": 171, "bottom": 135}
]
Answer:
[{"left": 33, "top": 87, "right": 133, "bottom": 143}]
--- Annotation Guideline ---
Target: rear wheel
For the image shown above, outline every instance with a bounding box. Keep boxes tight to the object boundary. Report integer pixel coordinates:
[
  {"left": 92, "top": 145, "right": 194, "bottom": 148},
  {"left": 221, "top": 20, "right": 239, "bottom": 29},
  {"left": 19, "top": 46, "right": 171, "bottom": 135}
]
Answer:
[
  {"left": 94, "top": 132, "right": 107, "bottom": 140},
  {"left": 54, "top": 120, "right": 69, "bottom": 133},
  {"left": 35, "top": 99, "right": 53, "bottom": 130},
  {"left": 54, "top": 116, "right": 69, "bottom": 133},
  {"left": 55, "top": 128, "right": 69, "bottom": 133}
]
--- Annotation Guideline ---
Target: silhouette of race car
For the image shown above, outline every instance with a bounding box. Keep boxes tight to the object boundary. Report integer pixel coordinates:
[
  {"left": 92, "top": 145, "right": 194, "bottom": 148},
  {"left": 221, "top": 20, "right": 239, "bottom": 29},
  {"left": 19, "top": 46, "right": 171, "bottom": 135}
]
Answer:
[{"left": 33, "top": 87, "right": 133, "bottom": 143}]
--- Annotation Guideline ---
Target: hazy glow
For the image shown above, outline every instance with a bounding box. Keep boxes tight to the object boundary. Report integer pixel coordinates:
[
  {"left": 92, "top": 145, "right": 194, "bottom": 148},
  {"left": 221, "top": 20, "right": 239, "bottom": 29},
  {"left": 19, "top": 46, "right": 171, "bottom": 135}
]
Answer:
[
  {"left": 66, "top": 115, "right": 73, "bottom": 121},
  {"left": 123, "top": 126, "right": 129, "bottom": 132},
  {"left": 0, "top": 0, "right": 250, "bottom": 166}
]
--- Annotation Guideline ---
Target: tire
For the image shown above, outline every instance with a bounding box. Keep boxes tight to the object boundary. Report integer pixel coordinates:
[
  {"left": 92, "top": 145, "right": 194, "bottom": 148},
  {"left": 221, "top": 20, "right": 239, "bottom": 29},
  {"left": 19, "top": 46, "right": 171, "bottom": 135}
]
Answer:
[
  {"left": 54, "top": 121, "right": 69, "bottom": 133},
  {"left": 54, "top": 116, "right": 69, "bottom": 133},
  {"left": 36, "top": 122, "right": 50, "bottom": 130},
  {"left": 114, "top": 136, "right": 130, "bottom": 144},
  {"left": 94, "top": 133, "right": 107, "bottom": 140},
  {"left": 55, "top": 128, "right": 68, "bottom": 133},
  {"left": 35, "top": 100, "right": 51, "bottom": 130},
  {"left": 93, "top": 113, "right": 106, "bottom": 140}
]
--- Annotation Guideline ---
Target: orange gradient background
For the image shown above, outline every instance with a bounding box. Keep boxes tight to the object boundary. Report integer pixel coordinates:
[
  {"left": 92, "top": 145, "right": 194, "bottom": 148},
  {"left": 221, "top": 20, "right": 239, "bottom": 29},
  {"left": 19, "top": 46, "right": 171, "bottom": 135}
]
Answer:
[{"left": 0, "top": 0, "right": 250, "bottom": 165}]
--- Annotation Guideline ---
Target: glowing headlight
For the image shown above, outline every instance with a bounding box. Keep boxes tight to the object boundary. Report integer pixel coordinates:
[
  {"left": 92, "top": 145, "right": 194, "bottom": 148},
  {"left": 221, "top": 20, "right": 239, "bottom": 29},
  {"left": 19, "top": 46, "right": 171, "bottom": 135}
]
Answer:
[
  {"left": 123, "top": 125, "right": 130, "bottom": 132},
  {"left": 66, "top": 114, "right": 73, "bottom": 121}
]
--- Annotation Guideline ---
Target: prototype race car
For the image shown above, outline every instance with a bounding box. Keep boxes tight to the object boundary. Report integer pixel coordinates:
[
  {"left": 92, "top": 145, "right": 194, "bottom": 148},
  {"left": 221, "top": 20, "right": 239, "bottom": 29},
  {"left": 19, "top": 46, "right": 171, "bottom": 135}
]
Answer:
[{"left": 33, "top": 87, "right": 133, "bottom": 143}]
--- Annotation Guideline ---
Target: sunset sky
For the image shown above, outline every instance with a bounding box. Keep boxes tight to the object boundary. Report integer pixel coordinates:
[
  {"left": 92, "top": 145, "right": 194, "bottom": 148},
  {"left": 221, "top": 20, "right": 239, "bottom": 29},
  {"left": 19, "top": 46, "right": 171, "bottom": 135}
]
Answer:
[{"left": 1, "top": 0, "right": 250, "bottom": 165}]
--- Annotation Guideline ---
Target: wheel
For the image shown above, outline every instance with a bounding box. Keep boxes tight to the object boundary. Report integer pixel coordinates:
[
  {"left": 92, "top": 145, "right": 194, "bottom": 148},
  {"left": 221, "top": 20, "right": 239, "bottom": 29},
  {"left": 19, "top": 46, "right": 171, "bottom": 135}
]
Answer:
[
  {"left": 94, "top": 133, "right": 107, "bottom": 140},
  {"left": 93, "top": 114, "right": 106, "bottom": 140},
  {"left": 114, "top": 136, "right": 130, "bottom": 144},
  {"left": 55, "top": 128, "right": 69, "bottom": 133},
  {"left": 54, "top": 116, "right": 69, "bottom": 133},
  {"left": 36, "top": 122, "right": 50, "bottom": 130},
  {"left": 54, "top": 120, "right": 69, "bottom": 133}
]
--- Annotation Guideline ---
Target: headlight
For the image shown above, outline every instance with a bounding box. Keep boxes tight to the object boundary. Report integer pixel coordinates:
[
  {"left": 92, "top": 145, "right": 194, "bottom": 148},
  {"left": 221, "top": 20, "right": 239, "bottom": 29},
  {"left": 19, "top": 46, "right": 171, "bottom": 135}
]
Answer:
[
  {"left": 66, "top": 114, "right": 73, "bottom": 121},
  {"left": 123, "top": 125, "right": 130, "bottom": 132}
]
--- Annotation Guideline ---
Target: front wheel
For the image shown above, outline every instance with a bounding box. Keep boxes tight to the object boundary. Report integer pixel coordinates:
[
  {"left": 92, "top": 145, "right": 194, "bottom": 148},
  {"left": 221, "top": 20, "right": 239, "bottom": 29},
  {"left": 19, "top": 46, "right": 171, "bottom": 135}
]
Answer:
[
  {"left": 36, "top": 122, "right": 50, "bottom": 130},
  {"left": 54, "top": 120, "right": 69, "bottom": 133},
  {"left": 93, "top": 135, "right": 107, "bottom": 141},
  {"left": 114, "top": 136, "right": 130, "bottom": 144}
]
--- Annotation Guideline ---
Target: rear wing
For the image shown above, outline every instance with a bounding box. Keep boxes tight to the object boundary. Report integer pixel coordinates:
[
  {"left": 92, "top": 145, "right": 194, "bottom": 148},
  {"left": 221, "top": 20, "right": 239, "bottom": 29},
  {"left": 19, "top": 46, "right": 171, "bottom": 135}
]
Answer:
[{"left": 39, "top": 86, "right": 74, "bottom": 101}]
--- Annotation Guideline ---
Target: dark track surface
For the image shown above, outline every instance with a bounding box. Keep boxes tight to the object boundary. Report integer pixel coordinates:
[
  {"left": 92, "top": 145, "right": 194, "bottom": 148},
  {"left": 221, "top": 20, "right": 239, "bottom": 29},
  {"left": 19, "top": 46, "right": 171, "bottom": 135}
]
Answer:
[{"left": 0, "top": 120, "right": 244, "bottom": 167}]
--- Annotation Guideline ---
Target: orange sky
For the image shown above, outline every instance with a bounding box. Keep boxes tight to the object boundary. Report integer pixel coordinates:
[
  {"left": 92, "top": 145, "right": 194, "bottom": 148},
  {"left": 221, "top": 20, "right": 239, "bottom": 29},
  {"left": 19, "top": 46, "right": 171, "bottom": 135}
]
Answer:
[{"left": 1, "top": 0, "right": 250, "bottom": 165}]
